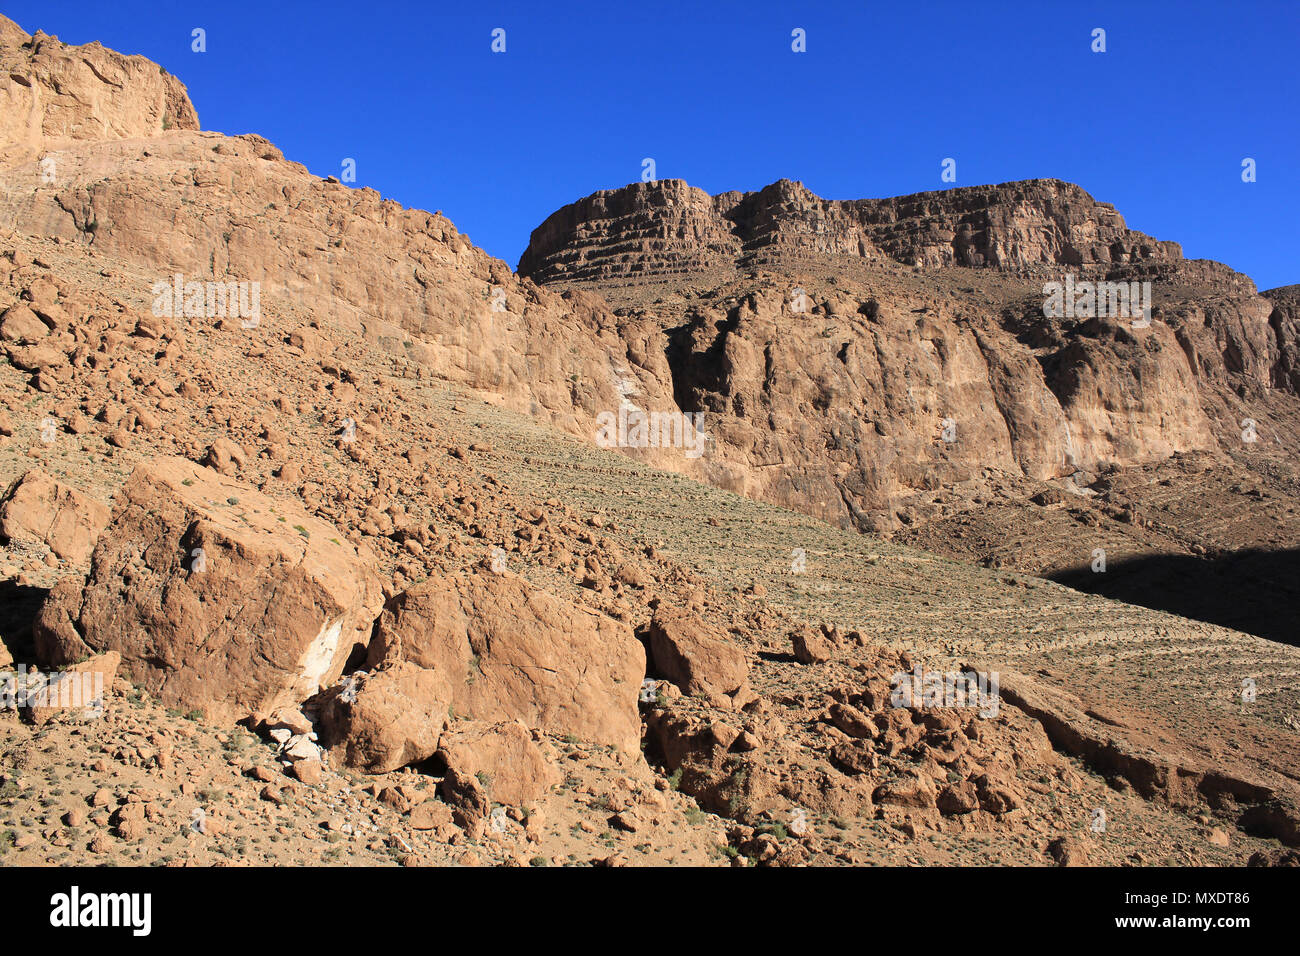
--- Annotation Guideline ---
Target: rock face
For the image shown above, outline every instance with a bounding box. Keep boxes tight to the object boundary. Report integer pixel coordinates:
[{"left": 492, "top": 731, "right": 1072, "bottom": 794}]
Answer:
[
  {"left": 0, "top": 15, "right": 198, "bottom": 166},
  {"left": 518, "top": 177, "right": 1298, "bottom": 530},
  {"left": 34, "top": 456, "right": 384, "bottom": 723},
  {"left": 519, "top": 179, "right": 751, "bottom": 285},
  {"left": 519, "top": 177, "right": 1205, "bottom": 284},
  {"left": 0, "top": 470, "right": 109, "bottom": 563},
  {"left": 367, "top": 571, "right": 646, "bottom": 751},
  {"left": 1264, "top": 285, "right": 1300, "bottom": 394}
]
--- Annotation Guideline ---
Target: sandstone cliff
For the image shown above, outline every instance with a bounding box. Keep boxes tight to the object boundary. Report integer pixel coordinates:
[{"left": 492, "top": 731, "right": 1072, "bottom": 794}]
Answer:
[
  {"left": 519, "top": 177, "right": 1250, "bottom": 287},
  {"left": 0, "top": 16, "right": 198, "bottom": 168},
  {"left": 519, "top": 178, "right": 1298, "bottom": 530}
]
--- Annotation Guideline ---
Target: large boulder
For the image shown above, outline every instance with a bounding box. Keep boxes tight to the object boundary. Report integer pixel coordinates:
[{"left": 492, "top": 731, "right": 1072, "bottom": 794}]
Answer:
[
  {"left": 436, "top": 720, "right": 560, "bottom": 806},
  {"left": 33, "top": 456, "right": 384, "bottom": 723},
  {"left": 313, "top": 663, "right": 446, "bottom": 773},
  {"left": 0, "top": 304, "right": 50, "bottom": 343},
  {"left": 368, "top": 571, "right": 645, "bottom": 751},
  {"left": 646, "top": 607, "right": 750, "bottom": 698},
  {"left": 0, "top": 470, "right": 110, "bottom": 564}
]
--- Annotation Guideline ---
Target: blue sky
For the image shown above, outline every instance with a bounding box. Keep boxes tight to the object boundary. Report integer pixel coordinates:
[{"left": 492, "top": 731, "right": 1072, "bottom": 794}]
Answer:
[{"left": 7, "top": 0, "right": 1298, "bottom": 290}]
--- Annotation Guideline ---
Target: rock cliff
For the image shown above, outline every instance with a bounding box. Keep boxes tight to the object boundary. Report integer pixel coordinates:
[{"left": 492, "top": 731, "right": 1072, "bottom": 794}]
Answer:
[{"left": 519, "top": 177, "right": 1298, "bottom": 529}]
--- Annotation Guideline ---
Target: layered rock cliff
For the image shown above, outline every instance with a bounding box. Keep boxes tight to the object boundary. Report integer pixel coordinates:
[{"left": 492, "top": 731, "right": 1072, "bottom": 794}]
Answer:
[
  {"left": 519, "top": 177, "right": 1249, "bottom": 289},
  {"left": 519, "top": 178, "right": 1298, "bottom": 530}
]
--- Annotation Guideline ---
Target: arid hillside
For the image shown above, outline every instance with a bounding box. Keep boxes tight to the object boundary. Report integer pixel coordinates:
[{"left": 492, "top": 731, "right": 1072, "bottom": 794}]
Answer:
[{"left": 2, "top": 15, "right": 1298, "bottom": 869}]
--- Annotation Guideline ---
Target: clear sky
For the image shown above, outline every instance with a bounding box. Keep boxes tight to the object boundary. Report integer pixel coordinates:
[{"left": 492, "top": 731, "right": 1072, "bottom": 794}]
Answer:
[{"left": 7, "top": 0, "right": 1298, "bottom": 290}]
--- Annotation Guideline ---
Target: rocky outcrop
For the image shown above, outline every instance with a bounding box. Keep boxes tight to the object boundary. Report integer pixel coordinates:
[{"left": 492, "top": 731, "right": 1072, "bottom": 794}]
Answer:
[
  {"left": 998, "top": 670, "right": 1300, "bottom": 846},
  {"left": 516, "top": 176, "right": 1298, "bottom": 530},
  {"left": 1265, "top": 285, "right": 1300, "bottom": 393},
  {"left": 519, "top": 177, "right": 1201, "bottom": 284},
  {"left": 0, "top": 15, "right": 198, "bottom": 167},
  {"left": 519, "top": 179, "right": 746, "bottom": 285},
  {"left": 33, "top": 456, "right": 384, "bottom": 723}
]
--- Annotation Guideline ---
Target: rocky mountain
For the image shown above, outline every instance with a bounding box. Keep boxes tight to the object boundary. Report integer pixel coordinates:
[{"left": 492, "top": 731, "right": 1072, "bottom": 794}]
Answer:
[
  {"left": 2, "top": 14, "right": 1299, "bottom": 869},
  {"left": 518, "top": 178, "right": 1300, "bottom": 627}
]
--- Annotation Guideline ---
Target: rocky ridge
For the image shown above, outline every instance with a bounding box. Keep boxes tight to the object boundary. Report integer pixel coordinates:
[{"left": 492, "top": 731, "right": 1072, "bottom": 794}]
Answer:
[
  {"left": 518, "top": 177, "right": 1300, "bottom": 555},
  {"left": 518, "top": 177, "right": 1249, "bottom": 288}
]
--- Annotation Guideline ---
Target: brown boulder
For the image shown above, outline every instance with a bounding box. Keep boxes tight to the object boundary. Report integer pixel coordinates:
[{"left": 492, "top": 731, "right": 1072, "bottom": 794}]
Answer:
[
  {"left": 1046, "top": 836, "right": 1091, "bottom": 866},
  {"left": 646, "top": 607, "right": 749, "bottom": 697},
  {"left": 440, "top": 767, "right": 491, "bottom": 838},
  {"left": 828, "top": 741, "right": 878, "bottom": 775},
  {"left": 5, "top": 344, "right": 64, "bottom": 372},
  {"left": 936, "top": 781, "right": 980, "bottom": 815},
  {"left": 290, "top": 759, "right": 323, "bottom": 786},
  {"left": 873, "top": 770, "right": 937, "bottom": 809},
  {"left": 369, "top": 571, "right": 644, "bottom": 751},
  {"left": 826, "top": 702, "right": 878, "bottom": 739},
  {"left": 407, "top": 800, "right": 454, "bottom": 831},
  {"left": 791, "top": 626, "right": 833, "bottom": 664},
  {"left": 0, "top": 470, "right": 110, "bottom": 564},
  {"left": 314, "top": 663, "right": 446, "bottom": 773},
  {"left": 435, "top": 720, "right": 559, "bottom": 806},
  {"left": 202, "top": 438, "right": 248, "bottom": 476},
  {"left": 0, "top": 304, "right": 49, "bottom": 343},
  {"left": 33, "top": 456, "right": 383, "bottom": 724}
]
